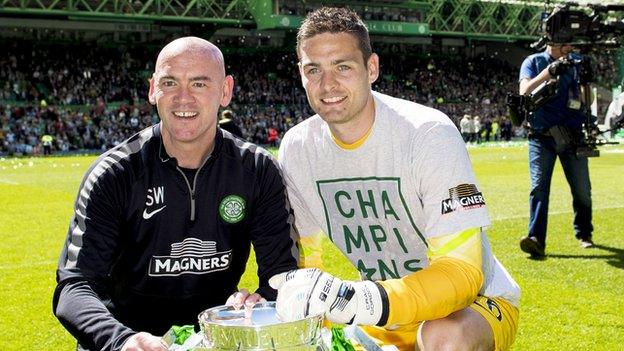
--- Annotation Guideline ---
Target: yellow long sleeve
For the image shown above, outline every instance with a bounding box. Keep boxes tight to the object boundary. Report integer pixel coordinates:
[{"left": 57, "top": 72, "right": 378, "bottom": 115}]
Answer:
[
  {"left": 377, "top": 228, "right": 484, "bottom": 326},
  {"left": 298, "top": 232, "right": 325, "bottom": 270}
]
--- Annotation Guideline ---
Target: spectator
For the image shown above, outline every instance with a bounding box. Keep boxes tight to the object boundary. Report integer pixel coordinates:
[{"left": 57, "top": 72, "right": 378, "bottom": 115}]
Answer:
[
  {"left": 459, "top": 114, "right": 472, "bottom": 142},
  {"left": 41, "top": 134, "right": 53, "bottom": 155},
  {"left": 473, "top": 115, "right": 482, "bottom": 143},
  {"left": 267, "top": 126, "right": 279, "bottom": 147},
  {"left": 500, "top": 116, "right": 513, "bottom": 141},
  {"left": 482, "top": 117, "right": 492, "bottom": 142},
  {"left": 218, "top": 109, "right": 243, "bottom": 138}
]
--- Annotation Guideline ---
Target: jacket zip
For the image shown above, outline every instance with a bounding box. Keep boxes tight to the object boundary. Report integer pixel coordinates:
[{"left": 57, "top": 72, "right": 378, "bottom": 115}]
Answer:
[{"left": 176, "top": 156, "right": 211, "bottom": 221}]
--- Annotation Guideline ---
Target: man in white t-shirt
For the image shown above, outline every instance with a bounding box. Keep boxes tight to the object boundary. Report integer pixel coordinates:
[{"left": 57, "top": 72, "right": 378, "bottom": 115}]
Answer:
[
  {"left": 459, "top": 114, "right": 472, "bottom": 142},
  {"left": 272, "top": 7, "right": 521, "bottom": 351}
]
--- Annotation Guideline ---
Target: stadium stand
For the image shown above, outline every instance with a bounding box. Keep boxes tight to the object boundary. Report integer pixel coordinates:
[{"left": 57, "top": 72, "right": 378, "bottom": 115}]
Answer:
[{"left": 0, "top": 6, "right": 620, "bottom": 156}]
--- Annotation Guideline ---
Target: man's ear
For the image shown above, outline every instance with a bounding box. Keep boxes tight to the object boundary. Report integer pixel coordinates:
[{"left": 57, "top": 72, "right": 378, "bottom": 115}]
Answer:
[
  {"left": 148, "top": 76, "right": 156, "bottom": 105},
  {"left": 220, "top": 75, "right": 234, "bottom": 107},
  {"left": 367, "top": 53, "right": 379, "bottom": 84}
]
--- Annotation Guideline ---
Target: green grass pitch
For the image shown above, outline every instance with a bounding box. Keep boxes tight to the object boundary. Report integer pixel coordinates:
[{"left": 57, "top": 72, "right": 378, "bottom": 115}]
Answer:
[{"left": 0, "top": 143, "right": 622, "bottom": 350}]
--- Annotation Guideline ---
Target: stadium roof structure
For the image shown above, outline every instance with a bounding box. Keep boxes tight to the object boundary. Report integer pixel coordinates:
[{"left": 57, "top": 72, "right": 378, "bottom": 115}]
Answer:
[
  {"left": 0, "top": 0, "right": 622, "bottom": 41},
  {"left": 0, "top": 0, "right": 255, "bottom": 25}
]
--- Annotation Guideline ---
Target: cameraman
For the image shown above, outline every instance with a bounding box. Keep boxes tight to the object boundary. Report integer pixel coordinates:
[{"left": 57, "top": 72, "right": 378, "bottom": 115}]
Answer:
[{"left": 518, "top": 44, "right": 594, "bottom": 258}]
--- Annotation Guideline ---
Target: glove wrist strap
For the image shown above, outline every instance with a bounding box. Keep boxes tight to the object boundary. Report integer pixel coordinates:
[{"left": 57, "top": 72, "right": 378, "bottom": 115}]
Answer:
[
  {"left": 374, "top": 282, "right": 390, "bottom": 326},
  {"left": 351, "top": 281, "right": 389, "bottom": 326}
]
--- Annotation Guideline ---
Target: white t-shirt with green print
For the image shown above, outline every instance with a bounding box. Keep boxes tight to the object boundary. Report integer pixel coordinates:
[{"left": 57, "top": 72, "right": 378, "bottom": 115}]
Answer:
[{"left": 278, "top": 91, "right": 520, "bottom": 306}]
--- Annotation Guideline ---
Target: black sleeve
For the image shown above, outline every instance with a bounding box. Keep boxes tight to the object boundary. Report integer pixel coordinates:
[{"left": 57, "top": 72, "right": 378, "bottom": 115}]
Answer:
[
  {"left": 52, "top": 156, "right": 135, "bottom": 351},
  {"left": 249, "top": 154, "right": 299, "bottom": 300},
  {"left": 53, "top": 281, "right": 135, "bottom": 351}
]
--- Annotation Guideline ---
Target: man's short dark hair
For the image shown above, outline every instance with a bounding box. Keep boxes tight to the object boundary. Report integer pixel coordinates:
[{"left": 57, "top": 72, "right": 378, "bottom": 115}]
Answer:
[{"left": 297, "top": 7, "right": 372, "bottom": 62}]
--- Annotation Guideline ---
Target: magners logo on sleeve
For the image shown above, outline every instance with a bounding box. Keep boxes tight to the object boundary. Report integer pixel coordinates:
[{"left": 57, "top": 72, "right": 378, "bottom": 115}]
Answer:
[{"left": 441, "top": 183, "right": 486, "bottom": 214}]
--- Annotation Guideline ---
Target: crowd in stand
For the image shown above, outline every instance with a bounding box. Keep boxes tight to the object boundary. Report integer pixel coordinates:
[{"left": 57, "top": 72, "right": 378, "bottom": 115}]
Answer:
[
  {"left": 0, "top": 42, "right": 150, "bottom": 105},
  {"left": 593, "top": 49, "right": 620, "bottom": 89},
  {"left": 0, "top": 41, "right": 618, "bottom": 155}
]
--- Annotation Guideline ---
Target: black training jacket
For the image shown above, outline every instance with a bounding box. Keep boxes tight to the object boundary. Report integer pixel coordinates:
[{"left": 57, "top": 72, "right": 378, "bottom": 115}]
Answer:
[{"left": 53, "top": 124, "right": 298, "bottom": 351}]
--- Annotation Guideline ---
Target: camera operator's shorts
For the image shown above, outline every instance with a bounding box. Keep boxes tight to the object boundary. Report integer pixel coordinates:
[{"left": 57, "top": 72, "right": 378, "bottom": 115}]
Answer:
[{"left": 360, "top": 295, "right": 519, "bottom": 350}]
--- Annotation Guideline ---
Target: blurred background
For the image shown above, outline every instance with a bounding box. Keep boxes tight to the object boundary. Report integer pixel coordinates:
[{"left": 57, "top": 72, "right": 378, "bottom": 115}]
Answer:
[{"left": 0, "top": 0, "right": 622, "bottom": 156}]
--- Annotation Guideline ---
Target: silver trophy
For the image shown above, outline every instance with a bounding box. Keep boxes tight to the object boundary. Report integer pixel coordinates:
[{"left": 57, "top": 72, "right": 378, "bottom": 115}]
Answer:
[{"left": 198, "top": 302, "right": 328, "bottom": 350}]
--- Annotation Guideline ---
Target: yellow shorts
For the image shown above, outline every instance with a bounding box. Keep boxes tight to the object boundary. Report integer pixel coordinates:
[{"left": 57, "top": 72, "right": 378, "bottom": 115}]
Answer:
[{"left": 359, "top": 296, "right": 519, "bottom": 350}]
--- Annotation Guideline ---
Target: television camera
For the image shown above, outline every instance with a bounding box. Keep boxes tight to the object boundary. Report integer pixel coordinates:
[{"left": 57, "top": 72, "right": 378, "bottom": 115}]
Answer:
[{"left": 507, "top": 2, "right": 624, "bottom": 157}]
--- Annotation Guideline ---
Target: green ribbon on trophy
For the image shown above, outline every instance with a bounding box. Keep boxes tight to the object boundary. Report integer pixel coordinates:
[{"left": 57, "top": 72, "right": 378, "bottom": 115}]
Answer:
[{"left": 331, "top": 326, "right": 356, "bottom": 351}]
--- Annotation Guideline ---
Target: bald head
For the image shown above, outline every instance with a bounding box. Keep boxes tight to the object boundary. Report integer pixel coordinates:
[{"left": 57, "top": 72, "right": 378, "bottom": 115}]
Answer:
[{"left": 156, "top": 36, "right": 225, "bottom": 78}]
